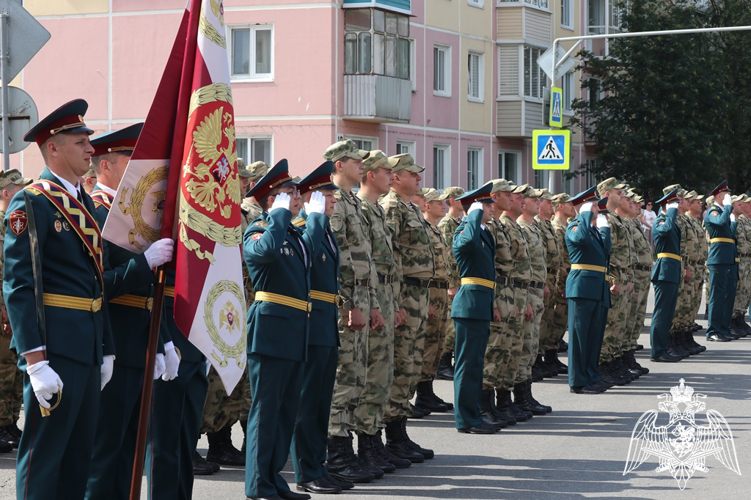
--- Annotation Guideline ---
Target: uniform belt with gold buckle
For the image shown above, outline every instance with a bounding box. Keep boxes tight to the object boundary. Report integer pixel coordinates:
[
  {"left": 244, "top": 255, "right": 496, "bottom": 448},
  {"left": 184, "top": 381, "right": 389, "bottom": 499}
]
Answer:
[
  {"left": 109, "top": 294, "right": 154, "bottom": 311},
  {"left": 255, "top": 291, "right": 312, "bottom": 312},
  {"left": 377, "top": 274, "right": 394, "bottom": 284},
  {"left": 164, "top": 286, "right": 175, "bottom": 298},
  {"left": 310, "top": 290, "right": 342, "bottom": 308},
  {"left": 657, "top": 252, "right": 681, "bottom": 261},
  {"left": 710, "top": 237, "right": 735, "bottom": 244},
  {"left": 43, "top": 293, "right": 103, "bottom": 313},
  {"left": 460, "top": 277, "right": 495, "bottom": 289}
]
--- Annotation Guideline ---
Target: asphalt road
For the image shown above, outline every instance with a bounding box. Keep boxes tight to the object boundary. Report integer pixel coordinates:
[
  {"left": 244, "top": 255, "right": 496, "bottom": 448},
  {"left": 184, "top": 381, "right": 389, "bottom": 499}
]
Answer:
[{"left": 1, "top": 291, "right": 749, "bottom": 499}]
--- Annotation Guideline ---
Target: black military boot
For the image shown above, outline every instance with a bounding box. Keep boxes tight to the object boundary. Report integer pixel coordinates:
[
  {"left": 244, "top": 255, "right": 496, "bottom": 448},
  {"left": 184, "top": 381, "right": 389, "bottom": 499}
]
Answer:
[
  {"left": 679, "top": 331, "right": 701, "bottom": 355},
  {"left": 400, "top": 417, "right": 434, "bottom": 459},
  {"left": 740, "top": 316, "right": 751, "bottom": 335},
  {"left": 624, "top": 349, "right": 649, "bottom": 375},
  {"left": 427, "top": 379, "right": 453, "bottom": 410},
  {"left": 415, "top": 380, "right": 450, "bottom": 413},
  {"left": 512, "top": 382, "right": 546, "bottom": 415},
  {"left": 728, "top": 317, "right": 743, "bottom": 339},
  {"left": 614, "top": 356, "right": 637, "bottom": 381},
  {"left": 544, "top": 348, "right": 567, "bottom": 375},
  {"left": 599, "top": 362, "right": 624, "bottom": 386},
  {"left": 385, "top": 419, "right": 423, "bottom": 463},
  {"left": 525, "top": 379, "right": 552, "bottom": 413},
  {"left": 531, "top": 356, "right": 545, "bottom": 381},
  {"left": 326, "top": 436, "right": 375, "bottom": 483},
  {"left": 733, "top": 316, "right": 748, "bottom": 337},
  {"left": 558, "top": 339, "right": 568, "bottom": 353},
  {"left": 686, "top": 331, "right": 706, "bottom": 353},
  {"left": 0, "top": 426, "right": 18, "bottom": 450},
  {"left": 373, "top": 430, "right": 411, "bottom": 468},
  {"left": 193, "top": 451, "right": 216, "bottom": 475},
  {"left": 667, "top": 335, "right": 689, "bottom": 359},
  {"left": 408, "top": 403, "right": 428, "bottom": 418},
  {"left": 436, "top": 352, "right": 455, "bottom": 380},
  {"left": 480, "top": 389, "right": 507, "bottom": 428},
  {"left": 493, "top": 389, "right": 518, "bottom": 425},
  {"left": 207, "top": 425, "right": 245, "bottom": 466},
  {"left": 357, "top": 433, "right": 396, "bottom": 473}
]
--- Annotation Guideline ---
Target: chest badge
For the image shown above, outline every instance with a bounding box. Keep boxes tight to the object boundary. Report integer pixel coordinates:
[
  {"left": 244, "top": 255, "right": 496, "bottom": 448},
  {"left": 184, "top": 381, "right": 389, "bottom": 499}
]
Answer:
[
  {"left": 54, "top": 220, "right": 63, "bottom": 233},
  {"left": 322, "top": 253, "right": 327, "bottom": 262}
]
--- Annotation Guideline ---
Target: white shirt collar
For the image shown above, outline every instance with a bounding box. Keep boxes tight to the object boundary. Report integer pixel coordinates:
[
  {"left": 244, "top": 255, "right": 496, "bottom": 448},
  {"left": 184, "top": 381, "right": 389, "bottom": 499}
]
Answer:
[
  {"left": 55, "top": 175, "right": 81, "bottom": 198},
  {"left": 97, "top": 183, "right": 117, "bottom": 197},
  {"left": 480, "top": 224, "right": 486, "bottom": 230}
]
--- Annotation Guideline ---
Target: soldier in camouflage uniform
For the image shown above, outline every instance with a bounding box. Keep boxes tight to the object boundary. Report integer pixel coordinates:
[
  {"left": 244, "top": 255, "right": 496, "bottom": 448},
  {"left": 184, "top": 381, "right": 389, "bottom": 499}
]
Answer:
[
  {"left": 731, "top": 195, "right": 751, "bottom": 335},
  {"left": 355, "top": 150, "right": 411, "bottom": 471},
  {"left": 324, "top": 140, "right": 384, "bottom": 481},
  {"left": 381, "top": 153, "right": 435, "bottom": 462},
  {"left": 415, "top": 188, "right": 454, "bottom": 414},
  {"left": 685, "top": 191, "right": 709, "bottom": 345},
  {"left": 436, "top": 187, "right": 465, "bottom": 380},
  {"left": 514, "top": 188, "right": 552, "bottom": 414},
  {"left": 550, "top": 193, "right": 574, "bottom": 372},
  {"left": 534, "top": 189, "right": 563, "bottom": 379},
  {"left": 0, "top": 170, "right": 32, "bottom": 451},
  {"left": 596, "top": 178, "right": 635, "bottom": 385}
]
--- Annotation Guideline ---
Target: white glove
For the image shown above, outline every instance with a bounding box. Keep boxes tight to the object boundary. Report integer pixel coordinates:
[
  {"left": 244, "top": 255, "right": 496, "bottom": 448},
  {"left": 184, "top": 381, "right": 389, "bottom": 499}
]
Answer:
[
  {"left": 205, "top": 358, "right": 212, "bottom": 377},
  {"left": 666, "top": 202, "right": 679, "bottom": 210},
  {"left": 144, "top": 238, "right": 174, "bottom": 268},
  {"left": 101, "top": 355, "right": 115, "bottom": 390},
  {"left": 304, "top": 191, "right": 326, "bottom": 215},
  {"left": 162, "top": 342, "right": 180, "bottom": 381},
  {"left": 580, "top": 202, "right": 593, "bottom": 213},
  {"left": 596, "top": 214, "right": 609, "bottom": 228},
  {"left": 722, "top": 193, "right": 732, "bottom": 207},
  {"left": 467, "top": 202, "right": 484, "bottom": 215},
  {"left": 731, "top": 213, "right": 736, "bottom": 222},
  {"left": 270, "top": 192, "right": 291, "bottom": 213},
  {"left": 154, "top": 353, "right": 166, "bottom": 380},
  {"left": 27, "top": 360, "right": 64, "bottom": 409}
]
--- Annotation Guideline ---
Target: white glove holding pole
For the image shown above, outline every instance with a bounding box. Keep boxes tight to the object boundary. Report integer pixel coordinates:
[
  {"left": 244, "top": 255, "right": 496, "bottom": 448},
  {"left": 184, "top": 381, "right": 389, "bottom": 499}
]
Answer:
[
  {"left": 100, "top": 355, "right": 115, "bottom": 390},
  {"left": 27, "top": 360, "right": 64, "bottom": 409},
  {"left": 722, "top": 193, "right": 732, "bottom": 207},
  {"left": 596, "top": 214, "right": 609, "bottom": 228},
  {"left": 304, "top": 191, "right": 326, "bottom": 215},
  {"left": 154, "top": 353, "right": 166, "bottom": 380},
  {"left": 467, "top": 202, "right": 484, "bottom": 215},
  {"left": 162, "top": 342, "right": 180, "bottom": 381},
  {"left": 580, "top": 202, "right": 593, "bottom": 213},
  {"left": 270, "top": 192, "right": 291, "bottom": 213},
  {"left": 144, "top": 238, "right": 174, "bottom": 268},
  {"left": 666, "top": 202, "right": 679, "bottom": 211}
]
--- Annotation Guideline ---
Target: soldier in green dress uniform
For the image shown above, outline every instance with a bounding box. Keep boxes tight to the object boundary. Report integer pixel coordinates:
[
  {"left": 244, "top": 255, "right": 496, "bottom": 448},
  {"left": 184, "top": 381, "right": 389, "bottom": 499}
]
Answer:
[{"left": 704, "top": 181, "right": 736, "bottom": 342}]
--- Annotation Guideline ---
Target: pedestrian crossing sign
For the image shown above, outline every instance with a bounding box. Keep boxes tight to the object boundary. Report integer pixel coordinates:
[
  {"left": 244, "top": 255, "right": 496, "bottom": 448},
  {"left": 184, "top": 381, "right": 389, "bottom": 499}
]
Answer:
[
  {"left": 533, "top": 129, "right": 570, "bottom": 170},
  {"left": 549, "top": 86, "right": 563, "bottom": 128}
]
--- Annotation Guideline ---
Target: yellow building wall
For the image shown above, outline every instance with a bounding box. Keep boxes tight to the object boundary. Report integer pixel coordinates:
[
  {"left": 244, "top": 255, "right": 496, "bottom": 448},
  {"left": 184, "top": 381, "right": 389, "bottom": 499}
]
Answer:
[
  {"left": 460, "top": 37, "right": 493, "bottom": 134},
  {"left": 25, "top": 0, "right": 108, "bottom": 16},
  {"left": 461, "top": 0, "right": 492, "bottom": 40},
  {"left": 425, "top": 0, "right": 459, "bottom": 32}
]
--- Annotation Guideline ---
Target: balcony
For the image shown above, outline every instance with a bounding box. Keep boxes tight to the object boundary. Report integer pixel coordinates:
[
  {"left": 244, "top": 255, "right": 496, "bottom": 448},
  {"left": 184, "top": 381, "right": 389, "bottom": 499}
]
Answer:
[
  {"left": 496, "top": 1, "right": 551, "bottom": 45},
  {"left": 344, "top": 74, "right": 412, "bottom": 123},
  {"left": 496, "top": 99, "right": 543, "bottom": 138}
]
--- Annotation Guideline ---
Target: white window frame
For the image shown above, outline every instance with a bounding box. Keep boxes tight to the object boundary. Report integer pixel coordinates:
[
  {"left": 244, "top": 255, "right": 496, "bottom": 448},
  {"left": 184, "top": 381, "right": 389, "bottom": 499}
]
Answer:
[
  {"left": 346, "top": 135, "right": 378, "bottom": 152},
  {"left": 523, "top": 45, "right": 545, "bottom": 100},
  {"left": 468, "top": 0, "right": 484, "bottom": 8},
  {"left": 396, "top": 141, "right": 415, "bottom": 156},
  {"left": 562, "top": 71, "right": 575, "bottom": 114},
  {"left": 410, "top": 39, "right": 417, "bottom": 92},
  {"left": 498, "top": 150, "right": 521, "bottom": 185},
  {"left": 468, "top": 51, "right": 484, "bottom": 103},
  {"left": 534, "top": 169, "right": 549, "bottom": 190},
  {"left": 561, "top": 0, "right": 574, "bottom": 30},
  {"left": 433, "top": 144, "right": 451, "bottom": 189},
  {"left": 467, "top": 147, "right": 484, "bottom": 190},
  {"left": 433, "top": 44, "right": 452, "bottom": 97},
  {"left": 228, "top": 25, "right": 274, "bottom": 82},
  {"left": 236, "top": 135, "right": 273, "bottom": 166}
]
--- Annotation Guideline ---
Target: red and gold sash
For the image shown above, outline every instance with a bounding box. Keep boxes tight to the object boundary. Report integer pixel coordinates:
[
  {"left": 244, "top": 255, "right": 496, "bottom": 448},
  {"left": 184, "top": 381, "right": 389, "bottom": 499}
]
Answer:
[
  {"left": 90, "top": 189, "right": 113, "bottom": 210},
  {"left": 25, "top": 180, "right": 104, "bottom": 279}
]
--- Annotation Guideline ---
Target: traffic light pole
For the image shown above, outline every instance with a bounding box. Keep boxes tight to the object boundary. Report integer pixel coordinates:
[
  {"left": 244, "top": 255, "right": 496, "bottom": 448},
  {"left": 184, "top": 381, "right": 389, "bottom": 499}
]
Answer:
[{"left": 546, "top": 24, "right": 751, "bottom": 194}]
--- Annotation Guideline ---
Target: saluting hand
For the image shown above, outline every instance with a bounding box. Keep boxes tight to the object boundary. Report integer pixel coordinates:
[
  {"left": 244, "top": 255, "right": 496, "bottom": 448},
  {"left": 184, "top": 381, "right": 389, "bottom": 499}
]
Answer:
[
  {"left": 27, "top": 360, "right": 64, "bottom": 409},
  {"left": 270, "top": 192, "right": 291, "bottom": 213},
  {"left": 304, "top": 191, "right": 326, "bottom": 215},
  {"left": 467, "top": 202, "right": 484, "bottom": 215},
  {"left": 722, "top": 193, "right": 732, "bottom": 207}
]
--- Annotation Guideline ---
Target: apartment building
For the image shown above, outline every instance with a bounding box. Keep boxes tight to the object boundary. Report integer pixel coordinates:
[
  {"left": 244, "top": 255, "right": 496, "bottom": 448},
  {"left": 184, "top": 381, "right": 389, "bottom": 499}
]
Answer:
[{"left": 14, "top": 0, "right": 601, "bottom": 193}]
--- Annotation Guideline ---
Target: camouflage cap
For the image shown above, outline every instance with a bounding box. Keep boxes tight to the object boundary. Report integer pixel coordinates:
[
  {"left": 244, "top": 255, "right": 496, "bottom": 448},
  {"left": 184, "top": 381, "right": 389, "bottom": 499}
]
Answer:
[
  {"left": 732, "top": 194, "right": 748, "bottom": 203},
  {"left": 633, "top": 195, "right": 644, "bottom": 204},
  {"left": 489, "top": 179, "right": 526, "bottom": 194},
  {"left": 663, "top": 183, "right": 687, "bottom": 197},
  {"left": 551, "top": 193, "right": 571, "bottom": 207},
  {"left": 423, "top": 188, "right": 448, "bottom": 203},
  {"left": 390, "top": 153, "right": 425, "bottom": 174},
  {"left": 534, "top": 188, "right": 554, "bottom": 200},
  {"left": 684, "top": 190, "right": 698, "bottom": 200},
  {"left": 706, "top": 195, "right": 715, "bottom": 205},
  {"left": 84, "top": 167, "right": 97, "bottom": 179},
  {"left": 522, "top": 185, "right": 538, "bottom": 198},
  {"left": 443, "top": 186, "right": 465, "bottom": 199},
  {"left": 0, "top": 169, "right": 33, "bottom": 190},
  {"left": 323, "top": 139, "right": 365, "bottom": 162},
  {"left": 362, "top": 150, "right": 397, "bottom": 174},
  {"left": 597, "top": 177, "right": 627, "bottom": 196},
  {"left": 245, "top": 161, "right": 269, "bottom": 182}
]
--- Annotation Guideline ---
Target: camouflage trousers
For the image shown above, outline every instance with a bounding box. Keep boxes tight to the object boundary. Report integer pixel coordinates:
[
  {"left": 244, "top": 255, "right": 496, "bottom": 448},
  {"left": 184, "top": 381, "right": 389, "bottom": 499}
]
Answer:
[
  {"left": 733, "top": 259, "right": 751, "bottom": 318},
  {"left": 421, "top": 287, "right": 448, "bottom": 382},
  {"left": 599, "top": 286, "right": 630, "bottom": 363},
  {"left": 623, "top": 270, "right": 651, "bottom": 351},
  {"left": 499, "top": 289, "right": 529, "bottom": 390},
  {"left": 329, "top": 287, "right": 370, "bottom": 437},
  {"left": 384, "top": 283, "right": 429, "bottom": 422},
  {"left": 200, "top": 366, "right": 251, "bottom": 434},
  {"left": 538, "top": 273, "right": 560, "bottom": 352},
  {"left": 515, "top": 287, "right": 544, "bottom": 383},
  {"left": 670, "top": 272, "right": 694, "bottom": 334},
  {"left": 353, "top": 282, "right": 395, "bottom": 435},
  {"left": 688, "top": 263, "right": 706, "bottom": 324},
  {"left": 550, "top": 282, "right": 568, "bottom": 343},
  {"left": 0, "top": 332, "right": 21, "bottom": 426},
  {"left": 441, "top": 296, "right": 456, "bottom": 355},
  {"left": 482, "top": 287, "right": 516, "bottom": 391}
]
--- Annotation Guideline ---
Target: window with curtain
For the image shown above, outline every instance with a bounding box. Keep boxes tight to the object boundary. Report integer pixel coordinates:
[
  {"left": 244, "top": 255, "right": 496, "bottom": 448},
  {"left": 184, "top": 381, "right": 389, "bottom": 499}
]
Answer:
[{"left": 468, "top": 52, "right": 484, "bottom": 102}]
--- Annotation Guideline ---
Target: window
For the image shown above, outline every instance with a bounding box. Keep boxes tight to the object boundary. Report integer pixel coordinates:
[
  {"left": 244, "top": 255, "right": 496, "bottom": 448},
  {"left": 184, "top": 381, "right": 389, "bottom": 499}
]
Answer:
[
  {"left": 468, "top": 52, "right": 484, "bottom": 102},
  {"left": 498, "top": 151, "right": 521, "bottom": 185},
  {"left": 561, "top": 0, "right": 573, "bottom": 29},
  {"left": 433, "top": 145, "right": 450, "bottom": 189},
  {"left": 562, "top": 172, "right": 573, "bottom": 195},
  {"left": 396, "top": 141, "right": 415, "bottom": 155},
  {"left": 236, "top": 136, "right": 272, "bottom": 166},
  {"left": 562, "top": 72, "right": 574, "bottom": 112},
  {"left": 467, "top": 148, "right": 483, "bottom": 190},
  {"left": 433, "top": 45, "right": 451, "bottom": 97},
  {"left": 534, "top": 169, "right": 548, "bottom": 190},
  {"left": 344, "top": 9, "right": 410, "bottom": 79},
  {"left": 585, "top": 159, "right": 599, "bottom": 187},
  {"left": 523, "top": 46, "right": 545, "bottom": 99},
  {"left": 588, "top": 77, "right": 603, "bottom": 104},
  {"left": 468, "top": 0, "right": 484, "bottom": 7},
  {"left": 346, "top": 136, "right": 377, "bottom": 152},
  {"left": 230, "top": 25, "right": 273, "bottom": 81}
]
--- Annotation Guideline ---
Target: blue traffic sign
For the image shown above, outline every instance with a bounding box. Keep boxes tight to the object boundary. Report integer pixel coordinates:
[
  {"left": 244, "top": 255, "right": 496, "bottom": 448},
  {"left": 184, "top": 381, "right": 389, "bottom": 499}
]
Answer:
[{"left": 533, "top": 129, "right": 570, "bottom": 170}]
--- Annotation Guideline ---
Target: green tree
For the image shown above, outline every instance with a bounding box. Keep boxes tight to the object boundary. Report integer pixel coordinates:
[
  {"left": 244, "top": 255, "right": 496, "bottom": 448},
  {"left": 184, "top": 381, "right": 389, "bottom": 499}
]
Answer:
[{"left": 571, "top": 0, "right": 732, "bottom": 202}]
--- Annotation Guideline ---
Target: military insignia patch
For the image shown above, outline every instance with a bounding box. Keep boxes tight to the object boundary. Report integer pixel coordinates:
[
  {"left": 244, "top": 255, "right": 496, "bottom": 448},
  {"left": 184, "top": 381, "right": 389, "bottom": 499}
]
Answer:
[
  {"left": 253, "top": 220, "right": 268, "bottom": 227},
  {"left": 54, "top": 220, "right": 63, "bottom": 233},
  {"left": 322, "top": 253, "right": 326, "bottom": 262},
  {"left": 251, "top": 232, "right": 262, "bottom": 241},
  {"left": 63, "top": 221, "right": 71, "bottom": 231},
  {"left": 710, "top": 211, "right": 720, "bottom": 216},
  {"left": 9, "top": 210, "right": 27, "bottom": 235}
]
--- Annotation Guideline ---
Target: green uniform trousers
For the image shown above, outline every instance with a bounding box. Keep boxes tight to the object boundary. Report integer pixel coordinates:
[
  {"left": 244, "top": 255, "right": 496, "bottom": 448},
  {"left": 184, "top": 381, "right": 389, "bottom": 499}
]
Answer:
[
  {"left": 453, "top": 318, "right": 489, "bottom": 430},
  {"left": 650, "top": 281, "right": 679, "bottom": 358},
  {"left": 706, "top": 265, "right": 732, "bottom": 338},
  {"left": 567, "top": 298, "right": 605, "bottom": 388}
]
